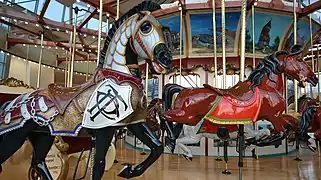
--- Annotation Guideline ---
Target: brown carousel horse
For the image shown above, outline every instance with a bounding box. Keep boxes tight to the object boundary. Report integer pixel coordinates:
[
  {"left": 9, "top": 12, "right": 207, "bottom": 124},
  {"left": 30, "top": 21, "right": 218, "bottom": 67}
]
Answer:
[
  {"left": 160, "top": 45, "right": 318, "bottom": 154},
  {"left": 146, "top": 98, "right": 162, "bottom": 139},
  {"left": 0, "top": 1, "right": 172, "bottom": 180},
  {"left": 282, "top": 95, "right": 321, "bottom": 150}
]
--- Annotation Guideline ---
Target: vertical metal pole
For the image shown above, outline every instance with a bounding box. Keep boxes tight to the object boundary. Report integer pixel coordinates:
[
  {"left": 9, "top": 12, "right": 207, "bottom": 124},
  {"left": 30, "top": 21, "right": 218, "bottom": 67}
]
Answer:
[
  {"left": 67, "top": 32, "right": 72, "bottom": 87},
  {"left": 212, "top": 0, "right": 218, "bottom": 87},
  {"left": 97, "top": 0, "right": 103, "bottom": 66},
  {"left": 239, "top": 0, "right": 247, "bottom": 179},
  {"left": 293, "top": 0, "right": 298, "bottom": 112},
  {"left": 221, "top": 0, "right": 226, "bottom": 88},
  {"left": 251, "top": 5, "right": 258, "bottom": 159},
  {"left": 293, "top": 0, "right": 301, "bottom": 161},
  {"left": 25, "top": 44, "right": 30, "bottom": 85},
  {"left": 252, "top": 5, "right": 255, "bottom": 68},
  {"left": 86, "top": 53, "right": 90, "bottom": 81},
  {"left": 70, "top": 8, "right": 78, "bottom": 87},
  {"left": 309, "top": 0, "right": 314, "bottom": 72},
  {"left": 116, "top": 0, "right": 120, "bottom": 20},
  {"left": 36, "top": 33, "right": 44, "bottom": 89},
  {"left": 317, "top": 45, "right": 320, "bottom": 101},
  {"left": 106, "top": 14, "right": 110, "bottom": 34},
  {"left": 179, "top": 4, "right": 183, "bottom": 85},
  {"left": 64, "top": 51, "right": 68, "bottom": 87}
]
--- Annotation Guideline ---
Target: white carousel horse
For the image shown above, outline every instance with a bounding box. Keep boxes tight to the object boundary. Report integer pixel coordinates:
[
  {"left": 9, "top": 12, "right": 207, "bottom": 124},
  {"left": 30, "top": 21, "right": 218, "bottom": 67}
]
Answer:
[{"left": 175, "top": 120, "right": 270, "bottom": 159}]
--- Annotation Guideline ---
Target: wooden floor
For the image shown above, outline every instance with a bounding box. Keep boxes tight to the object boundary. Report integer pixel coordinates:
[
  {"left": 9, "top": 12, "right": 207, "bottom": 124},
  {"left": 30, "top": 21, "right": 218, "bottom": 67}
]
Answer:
[{"left": 1, "top": 144, "right": 321, "bottom": 180}]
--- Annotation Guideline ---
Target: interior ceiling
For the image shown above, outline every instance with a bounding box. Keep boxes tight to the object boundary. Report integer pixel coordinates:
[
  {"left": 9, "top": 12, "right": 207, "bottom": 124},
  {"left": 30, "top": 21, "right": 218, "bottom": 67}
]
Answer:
[
  {"left": 2, "top": 0, "right": 321, "bottom": 73},
  {"left": 3, "top": 0, "right": 177, "bottom": 74}
]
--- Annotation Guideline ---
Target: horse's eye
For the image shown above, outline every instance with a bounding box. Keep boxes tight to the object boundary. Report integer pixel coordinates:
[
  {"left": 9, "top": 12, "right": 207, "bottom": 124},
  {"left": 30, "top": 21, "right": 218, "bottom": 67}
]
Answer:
[{"left": 140, "top": 21, "right": 152, "bottom": 34}]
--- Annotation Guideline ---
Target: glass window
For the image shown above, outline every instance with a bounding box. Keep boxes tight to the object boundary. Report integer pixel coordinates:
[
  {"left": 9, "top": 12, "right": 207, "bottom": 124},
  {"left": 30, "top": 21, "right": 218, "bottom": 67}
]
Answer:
[
  {"left": 0, "top": 53, "right": 7, "bottom": 79},
  {"left": 87, "top": 18, "right": 99, "bottom": 30},
  {"left": 44, "top": 0, "right": 64, "bottom": 21},
  {"left": 15, "top": 0, "right": 36, "bottom": 12},
  {"left": 169, "top": 75, "right": 200, "bottom": 88},
  {"left": 143, "top": 78, "right": 159, "bottom": 101}
]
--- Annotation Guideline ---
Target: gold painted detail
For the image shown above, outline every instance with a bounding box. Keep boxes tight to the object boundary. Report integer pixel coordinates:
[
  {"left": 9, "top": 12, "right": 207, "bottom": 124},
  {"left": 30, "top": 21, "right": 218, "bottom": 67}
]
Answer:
[{"left": 0, "top": 77, "right": 35, "bottom": 89}]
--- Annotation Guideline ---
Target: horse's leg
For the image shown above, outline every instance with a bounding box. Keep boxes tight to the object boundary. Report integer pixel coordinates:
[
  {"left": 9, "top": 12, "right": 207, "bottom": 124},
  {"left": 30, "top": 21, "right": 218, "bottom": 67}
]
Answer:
[
  {"left": 119, "top": 122, "right": 163, "bottom": 179},
  {"left": 0, "top": 120, "right": 36, "bottom": 172},
  {"left": 315, "top": 131, "right": 321, "bottom": 156},
  {"left": 92, "top": 127, "right": 116, "bottom": 180},
  {"left": 28, "top": 132, "right": 54, "bottom": 180},
  {"left": 176, "top": 135, "right": 201, "bottom": 161}
]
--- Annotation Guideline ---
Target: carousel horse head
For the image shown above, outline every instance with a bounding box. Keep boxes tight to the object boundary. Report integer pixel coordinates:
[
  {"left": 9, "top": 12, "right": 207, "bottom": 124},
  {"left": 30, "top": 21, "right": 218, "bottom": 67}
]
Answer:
[
  {"left": 248, "top": 44, "right": 317, "bottom": 90},
  {"left": 280, "top": 44, "right": 318, "bottom": 87},
  {"left": 99, "top": 1, "right": 172, "bottom": 76}
]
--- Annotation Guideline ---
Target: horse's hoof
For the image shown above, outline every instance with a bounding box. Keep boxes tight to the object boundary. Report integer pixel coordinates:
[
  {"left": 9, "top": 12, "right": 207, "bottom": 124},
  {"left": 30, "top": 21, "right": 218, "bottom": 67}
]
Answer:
[
  {"left": 182, "top": 154, "right": 192, "bottom": 162},
  {"left": 0, "top": 165, "right": 2, "bottom": 174},
  {"left": 222, "top": 169, "right": 232, "bottom": 175},
  {"left": 165, "top": 145, "right": 174, "bottom": 154},
  {"left": 118, "top": 164, "right": 134, "bottom": 179}
]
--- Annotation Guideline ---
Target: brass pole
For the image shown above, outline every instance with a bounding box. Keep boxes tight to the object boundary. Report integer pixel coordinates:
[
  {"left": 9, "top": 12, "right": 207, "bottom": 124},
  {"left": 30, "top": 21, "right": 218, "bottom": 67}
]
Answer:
[
  {"left": 179, "top": 4, "right": 183, "bottom": 85},
  {"left": 293, "top": 0, "right": 298, "bottom": 112},
  {"left": 96, "top": 0, "right": 103, "bottom": 66},
  {"left": 221, "top": 0, "right": 226, "bottom": 88},
  {"left": 251, "top": 5, "right": 258, "bottom": 160},
  {"left": 70, "top": 9, "right": 78, "bottom": 87},
  {"left": 308, "top": 0, "right": 314, "bottom": 97},
  {"left": 116, "top": 0, "right": 120, "bottom": 20},
  {"left": 252, "top": 5, "right": 255, "bottom": 68},
  {"left": 86, "top": 53, "right": 90, "bottom": 81},
  {"left": 212, "top": 0, "right": 218, "bottom": 87},
  {"left": 106, "top": 13, "right": 110, "bottom": 34},
  {"left": 312, "top": 44, "right": 321, "bottom": 101},
  {"left": 36, "top": 33, "right": 44, "bottom": 89},
  {"left": 67, "top": 32, "right": 72, "bottom": 87},
  {"left": 65, "top": 50, "right": 68, "bottom": 87},
  {"left": 25, "top": 44, "right": 30, "bottom": 85},
  {"left": 239, "top": 0, "right": 247, "bottom": 179}
]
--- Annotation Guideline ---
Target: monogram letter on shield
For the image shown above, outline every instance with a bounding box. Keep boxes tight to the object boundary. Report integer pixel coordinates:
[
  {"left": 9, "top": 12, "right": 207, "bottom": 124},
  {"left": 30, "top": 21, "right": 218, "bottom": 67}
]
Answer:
[{"left": 82, "top": 79, "right": 134, "bottom": 129}]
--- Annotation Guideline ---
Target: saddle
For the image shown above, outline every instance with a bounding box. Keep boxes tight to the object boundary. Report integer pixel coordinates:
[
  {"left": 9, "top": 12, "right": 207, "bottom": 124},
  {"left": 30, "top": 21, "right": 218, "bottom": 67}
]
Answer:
[
  {"left": 204, "top": 81, "right": 254, "bottom": 101},
  {"left": 39, "top": 70, "right": 102, "bottom": 114}
]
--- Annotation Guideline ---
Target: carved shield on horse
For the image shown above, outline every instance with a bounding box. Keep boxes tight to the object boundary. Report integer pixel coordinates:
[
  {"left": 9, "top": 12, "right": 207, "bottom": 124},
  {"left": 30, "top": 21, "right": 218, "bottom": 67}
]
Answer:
[{"left": 82, "top": 78, "right": 134, "bottom": 129}]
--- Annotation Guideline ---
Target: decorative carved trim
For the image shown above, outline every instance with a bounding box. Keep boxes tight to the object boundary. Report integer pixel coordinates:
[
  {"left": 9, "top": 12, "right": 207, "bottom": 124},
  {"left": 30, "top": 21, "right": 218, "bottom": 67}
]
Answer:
[{"left": 0, "top": 77, "right": 35, "bottom": 89}]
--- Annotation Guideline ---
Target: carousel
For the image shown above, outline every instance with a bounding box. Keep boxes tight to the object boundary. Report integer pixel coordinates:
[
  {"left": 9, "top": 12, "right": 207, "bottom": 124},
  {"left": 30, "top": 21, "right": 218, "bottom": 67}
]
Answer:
[{"left": 0, "top": 0, "right": 320, "bottom": 180}]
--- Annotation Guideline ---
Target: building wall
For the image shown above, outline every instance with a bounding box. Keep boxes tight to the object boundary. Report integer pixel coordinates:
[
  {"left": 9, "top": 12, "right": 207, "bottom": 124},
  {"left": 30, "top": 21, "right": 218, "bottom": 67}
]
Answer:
[{"left": 8, "top": 57, "right": 54, "bottom": 88}]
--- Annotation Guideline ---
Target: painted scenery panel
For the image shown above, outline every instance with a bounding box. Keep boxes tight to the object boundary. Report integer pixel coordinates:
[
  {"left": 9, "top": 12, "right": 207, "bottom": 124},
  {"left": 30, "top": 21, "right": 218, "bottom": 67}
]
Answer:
[
  {"left": 159, "top": 16, "right": 183, "bottom": 56},
  {"left": 284, "top": 19, "right": 318, "bottom": 50},
  {"left": 190, "top": 12, "right": 241, "bottom": 55},
  {"left": 246, "top": 12, "right": 292, "bottom": 54}
]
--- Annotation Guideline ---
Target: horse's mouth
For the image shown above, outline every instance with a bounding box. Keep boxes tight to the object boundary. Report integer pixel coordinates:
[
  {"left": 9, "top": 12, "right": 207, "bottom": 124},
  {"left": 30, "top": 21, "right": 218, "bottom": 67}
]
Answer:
[
  {"left": 146, "top": 60, "right": 168, "bottom": 74},
  {"left": 152, "top": 43, "right": 172, "bottom": 74},
  {"left": 307, "top": 75, "right": 318, "bottom": 87},
  {"left": 299, "top": 75, "right": 318, "bottom": 87}
]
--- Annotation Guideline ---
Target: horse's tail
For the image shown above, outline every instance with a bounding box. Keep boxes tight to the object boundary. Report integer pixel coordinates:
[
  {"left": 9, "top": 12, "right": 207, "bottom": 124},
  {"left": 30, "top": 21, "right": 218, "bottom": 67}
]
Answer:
[
  {"left": 299, "top": 106, "right": 318, "bottom": 138},
  {"left": 162, "top": 83, "right": 185, "bottom": 111},
  {"left": 159, "top": 84, "right": 185, "bottom": 153}
]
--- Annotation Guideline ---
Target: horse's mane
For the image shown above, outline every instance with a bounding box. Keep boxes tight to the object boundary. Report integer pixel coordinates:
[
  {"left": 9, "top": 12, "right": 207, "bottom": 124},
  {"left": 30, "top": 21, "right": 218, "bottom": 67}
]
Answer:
[
  {"left": 148, "top": 98, "right": 162, "bottom": 110},
  {"left": 247, "top": 44, "right": 304, "bottom": 90},
  {"left": 99, "top": 1, "right": 161, "bottom": 68},
  {"left": 247, "top": 50, "right": 287, "bottom": 90}
]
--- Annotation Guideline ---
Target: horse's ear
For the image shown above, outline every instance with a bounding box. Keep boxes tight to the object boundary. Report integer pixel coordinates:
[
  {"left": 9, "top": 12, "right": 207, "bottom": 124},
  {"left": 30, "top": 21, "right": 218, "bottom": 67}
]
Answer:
[
  {"left": 138, "top": 12, "right": 145, "bottom": 20},
  {"left": 289, "top": 44, "right": 303, "bottom": 56},
  {"left": 275, "top": 50, "right": 288, "bottom": 61}
]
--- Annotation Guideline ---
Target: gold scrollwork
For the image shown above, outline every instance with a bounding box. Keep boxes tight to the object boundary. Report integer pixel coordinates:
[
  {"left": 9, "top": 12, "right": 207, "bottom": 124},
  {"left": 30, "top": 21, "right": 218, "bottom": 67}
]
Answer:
[{"left": 0, "top": 77, "right": 35, "bottom": 89}]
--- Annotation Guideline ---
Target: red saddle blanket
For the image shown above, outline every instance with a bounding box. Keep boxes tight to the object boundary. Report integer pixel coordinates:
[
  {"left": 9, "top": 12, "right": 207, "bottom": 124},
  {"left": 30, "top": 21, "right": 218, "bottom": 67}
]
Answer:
[
  {"left": 197, "top": 120, "right": 238, "bottom": 134},
  {"left": 202, "top": 86, "right": 261, "bottom": 125}
]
